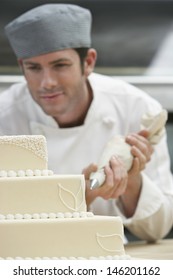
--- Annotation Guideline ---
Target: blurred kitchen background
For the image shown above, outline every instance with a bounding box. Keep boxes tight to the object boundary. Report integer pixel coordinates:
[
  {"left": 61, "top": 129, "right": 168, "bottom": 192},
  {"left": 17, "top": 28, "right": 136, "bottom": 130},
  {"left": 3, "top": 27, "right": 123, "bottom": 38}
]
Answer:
[{"left": 1, "top": 0, "right": 173, "bottom": 76}]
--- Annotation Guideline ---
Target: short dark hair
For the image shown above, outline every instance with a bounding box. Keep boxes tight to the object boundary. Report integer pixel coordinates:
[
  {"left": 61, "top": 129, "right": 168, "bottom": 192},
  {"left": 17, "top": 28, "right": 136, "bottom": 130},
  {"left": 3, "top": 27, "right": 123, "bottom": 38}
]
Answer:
[{"left": 74, "top": 47, "right": 89, "bottom": 73}]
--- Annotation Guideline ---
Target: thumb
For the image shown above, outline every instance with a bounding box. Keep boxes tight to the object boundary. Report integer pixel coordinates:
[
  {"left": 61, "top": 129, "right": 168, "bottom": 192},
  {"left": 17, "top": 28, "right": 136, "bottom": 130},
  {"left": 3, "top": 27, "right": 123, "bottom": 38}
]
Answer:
[{"left": 82, "top": 163, "right": 98, "bottom": 180}]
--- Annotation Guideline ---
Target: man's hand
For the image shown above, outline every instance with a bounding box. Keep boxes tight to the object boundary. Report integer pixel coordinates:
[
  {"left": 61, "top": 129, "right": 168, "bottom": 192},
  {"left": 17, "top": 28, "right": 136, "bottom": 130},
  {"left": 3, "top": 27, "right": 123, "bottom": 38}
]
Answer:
[
  {"left": 83, "top": 156, "right": 128, "bottom": 207},
  {"left": 83, "top": 129, "right": 154, "bottom": 216},
  {"left": 126, "top": 129, "right": 154, "bottom": 175},
  {"left": 120, "top": 129, "right": 154, "bottom": 217}
]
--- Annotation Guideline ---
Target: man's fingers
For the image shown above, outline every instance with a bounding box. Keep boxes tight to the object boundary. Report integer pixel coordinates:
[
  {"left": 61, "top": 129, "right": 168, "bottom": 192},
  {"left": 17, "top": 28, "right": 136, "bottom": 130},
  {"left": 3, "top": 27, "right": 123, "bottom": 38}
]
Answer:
[{"left": 82, "top": 163, "right": 97, "bottom": 179}]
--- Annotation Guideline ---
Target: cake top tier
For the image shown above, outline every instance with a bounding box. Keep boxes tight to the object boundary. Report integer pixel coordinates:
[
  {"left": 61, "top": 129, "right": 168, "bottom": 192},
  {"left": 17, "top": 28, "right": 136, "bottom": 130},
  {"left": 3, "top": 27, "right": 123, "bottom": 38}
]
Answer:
[{"left": 0, "top": 135, "right": 48, "bottom": 171}]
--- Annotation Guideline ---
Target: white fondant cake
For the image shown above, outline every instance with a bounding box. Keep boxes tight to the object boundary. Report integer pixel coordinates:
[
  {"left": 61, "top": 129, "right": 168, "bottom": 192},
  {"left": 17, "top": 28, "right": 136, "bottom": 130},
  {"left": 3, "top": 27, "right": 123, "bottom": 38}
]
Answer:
[
  {"left": 0, "top": 135, "right": 47, "bottom": 171},
  {"left": 0, "top": 135, "right": 130, "bottom": 259},
  {"left": 0, "top": 175, "right": 86, "bottom": 215}
]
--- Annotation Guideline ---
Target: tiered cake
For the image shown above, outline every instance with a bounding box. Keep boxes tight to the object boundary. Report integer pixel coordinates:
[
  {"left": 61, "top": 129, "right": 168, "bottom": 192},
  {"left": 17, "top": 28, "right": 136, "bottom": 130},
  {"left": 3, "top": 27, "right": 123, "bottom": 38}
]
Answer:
[{"left": 0, "top": 135, "right": 129, "bottom": 259}]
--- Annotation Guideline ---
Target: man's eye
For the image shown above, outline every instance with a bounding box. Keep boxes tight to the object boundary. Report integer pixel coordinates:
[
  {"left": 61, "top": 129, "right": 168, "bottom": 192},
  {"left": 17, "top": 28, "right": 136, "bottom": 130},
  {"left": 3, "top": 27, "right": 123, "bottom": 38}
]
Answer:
[
  {"left": 26, "top": 66, "right": 41, "bottom": 71},
  {"left": 54, "top": 63, "right": 71, "bottom": 68},
  {"left": 55, "top": 64, "right": 66, "bottom": 67}
]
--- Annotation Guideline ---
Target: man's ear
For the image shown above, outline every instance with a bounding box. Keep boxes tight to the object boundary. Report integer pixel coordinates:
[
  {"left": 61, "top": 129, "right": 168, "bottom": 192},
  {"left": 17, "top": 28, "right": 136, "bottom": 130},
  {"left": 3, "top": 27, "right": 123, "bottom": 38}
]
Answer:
[{"left": 84, "top": 48, "right": 97, "bottom": 77}]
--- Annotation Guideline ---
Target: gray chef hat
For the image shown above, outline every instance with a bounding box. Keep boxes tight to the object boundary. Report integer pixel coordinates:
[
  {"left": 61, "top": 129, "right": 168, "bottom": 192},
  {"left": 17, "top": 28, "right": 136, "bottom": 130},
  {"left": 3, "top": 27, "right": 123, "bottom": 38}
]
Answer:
[{"left": 5, "top": 4, "right": 92, "bottom": 59}]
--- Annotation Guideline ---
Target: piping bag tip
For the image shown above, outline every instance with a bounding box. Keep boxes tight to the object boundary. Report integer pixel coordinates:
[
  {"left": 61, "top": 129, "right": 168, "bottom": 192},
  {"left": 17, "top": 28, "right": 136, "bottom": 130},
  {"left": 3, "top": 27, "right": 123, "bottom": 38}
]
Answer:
[{"left": 90, "top": 179, "right": 100, "bottom": 190}]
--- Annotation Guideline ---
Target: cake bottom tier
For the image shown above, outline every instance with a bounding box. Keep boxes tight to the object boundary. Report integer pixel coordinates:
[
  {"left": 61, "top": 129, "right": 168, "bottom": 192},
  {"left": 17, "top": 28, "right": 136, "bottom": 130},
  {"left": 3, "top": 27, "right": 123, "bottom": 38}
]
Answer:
[{"left": 0, "top": 215, "right": 126, "bottom": 259}]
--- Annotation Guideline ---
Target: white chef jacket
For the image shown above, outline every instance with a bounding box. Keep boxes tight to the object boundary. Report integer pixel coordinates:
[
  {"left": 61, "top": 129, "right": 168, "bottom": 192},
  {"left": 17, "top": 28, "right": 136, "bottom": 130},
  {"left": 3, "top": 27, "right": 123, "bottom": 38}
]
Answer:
[{"left": 0, "top": 72, "right": 173, "bottom": 241}]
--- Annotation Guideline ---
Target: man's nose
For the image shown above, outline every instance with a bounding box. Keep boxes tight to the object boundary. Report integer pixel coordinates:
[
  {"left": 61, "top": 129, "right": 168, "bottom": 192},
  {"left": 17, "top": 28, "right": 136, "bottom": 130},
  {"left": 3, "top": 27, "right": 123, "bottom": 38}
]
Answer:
[{"left": 41, "top": 69, "right": 57, "bottom": 89}]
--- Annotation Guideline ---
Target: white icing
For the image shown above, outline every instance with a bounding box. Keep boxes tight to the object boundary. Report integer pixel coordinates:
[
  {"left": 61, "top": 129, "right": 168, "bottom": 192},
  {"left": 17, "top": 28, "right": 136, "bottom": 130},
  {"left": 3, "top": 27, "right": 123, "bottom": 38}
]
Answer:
[
  {"left": 0, "top": 169, "right": 54, "bottom": 177},
  {"left": 14, "top": 214, "right": 23, "bottom": 219},
  {"left": 23, "top": 214, "right": 32, "bottom": 219},
  {"left": 33, "top": 213, "right": 40, "bottom": 219},
  {"left": 40, "top": 213, "right": 49, "bottom": 219},
  {"left": 48, "top": 170, "right": 54, "bottom": 176},
  {"left": 25, "top": 169, "right": 34, "bottom": 176},
  {"left": 0, "top": 212, "right": 94, "bottom": 220},
  {"left": 8, "top": 170, "right": 17, "bottom": 177},
  {"left": 0, "top": 170, "right": 7, "bottom": 177},
  {"left": 86, "top": 212, "right": 94, "bottom": 218},
  {"left": 58, "top": 183, "right": 84, "bottom": 212},
  {"left": 72, "top": 212, "right": 80, "bottom": 218},
  {"left": 80, "top": 212, "right": 87, "bottom": 218},
  {"left": 42, "top": 170, "right": 47, "bottom": 176},
  {"left": 33, "top": 169, "right": 42, "bottom": 176},
  {"left": 0, "top": 255, "right": 131, "bottom": 260},
  {"left": 48, "top": 213, "right": 56, "bottom": 219},
  {"left": 64, "top": 212, "right": 72, "bottom": 218},
  {"left": 96, "top": 233, "right": 124, "bottom": 253},
  {"left": 6, "top": 214, "right": 14, "bottom": 220},
  {"left": 17, "top": 170, "right": 26, "bottom": 177},
  {"left": 56, "top": 212, "right": 64, "bottom": 218},
  {"left": 0, "top": 214, "right": 5, "bottom": 220},
  {"left": 0, "top": 135, "right": 47, "bottom": 161}
]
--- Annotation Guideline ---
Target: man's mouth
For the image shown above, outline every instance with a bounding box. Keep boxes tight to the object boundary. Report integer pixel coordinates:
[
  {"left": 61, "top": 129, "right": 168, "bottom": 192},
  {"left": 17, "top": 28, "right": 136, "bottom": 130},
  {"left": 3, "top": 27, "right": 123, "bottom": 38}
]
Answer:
[
  {"left": 42, "top": 94, "right": 60, "bottom": 99},
  {"left": 40, "top": 91, "right": 64, "bottom": 100}
]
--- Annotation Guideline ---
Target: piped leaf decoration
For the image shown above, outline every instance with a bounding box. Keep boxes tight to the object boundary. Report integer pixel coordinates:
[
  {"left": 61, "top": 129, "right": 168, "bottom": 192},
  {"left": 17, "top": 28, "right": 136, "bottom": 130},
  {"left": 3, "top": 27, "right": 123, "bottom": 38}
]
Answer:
[
  {"left": 58, "top": 183, "right": 84, "bottom": 211},
  {"left": 75, "top": 184, "right": 85, "bottom": 210},
  {"left": 96, "top": 233, "right": 124, "bottom": 253}
]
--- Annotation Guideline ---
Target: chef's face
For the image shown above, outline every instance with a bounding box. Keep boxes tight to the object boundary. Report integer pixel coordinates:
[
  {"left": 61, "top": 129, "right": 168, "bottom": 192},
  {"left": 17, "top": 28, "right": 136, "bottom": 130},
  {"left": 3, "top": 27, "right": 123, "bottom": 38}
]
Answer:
[{"left": 21, "top": 48, "right": 96, "bottom": 126}]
